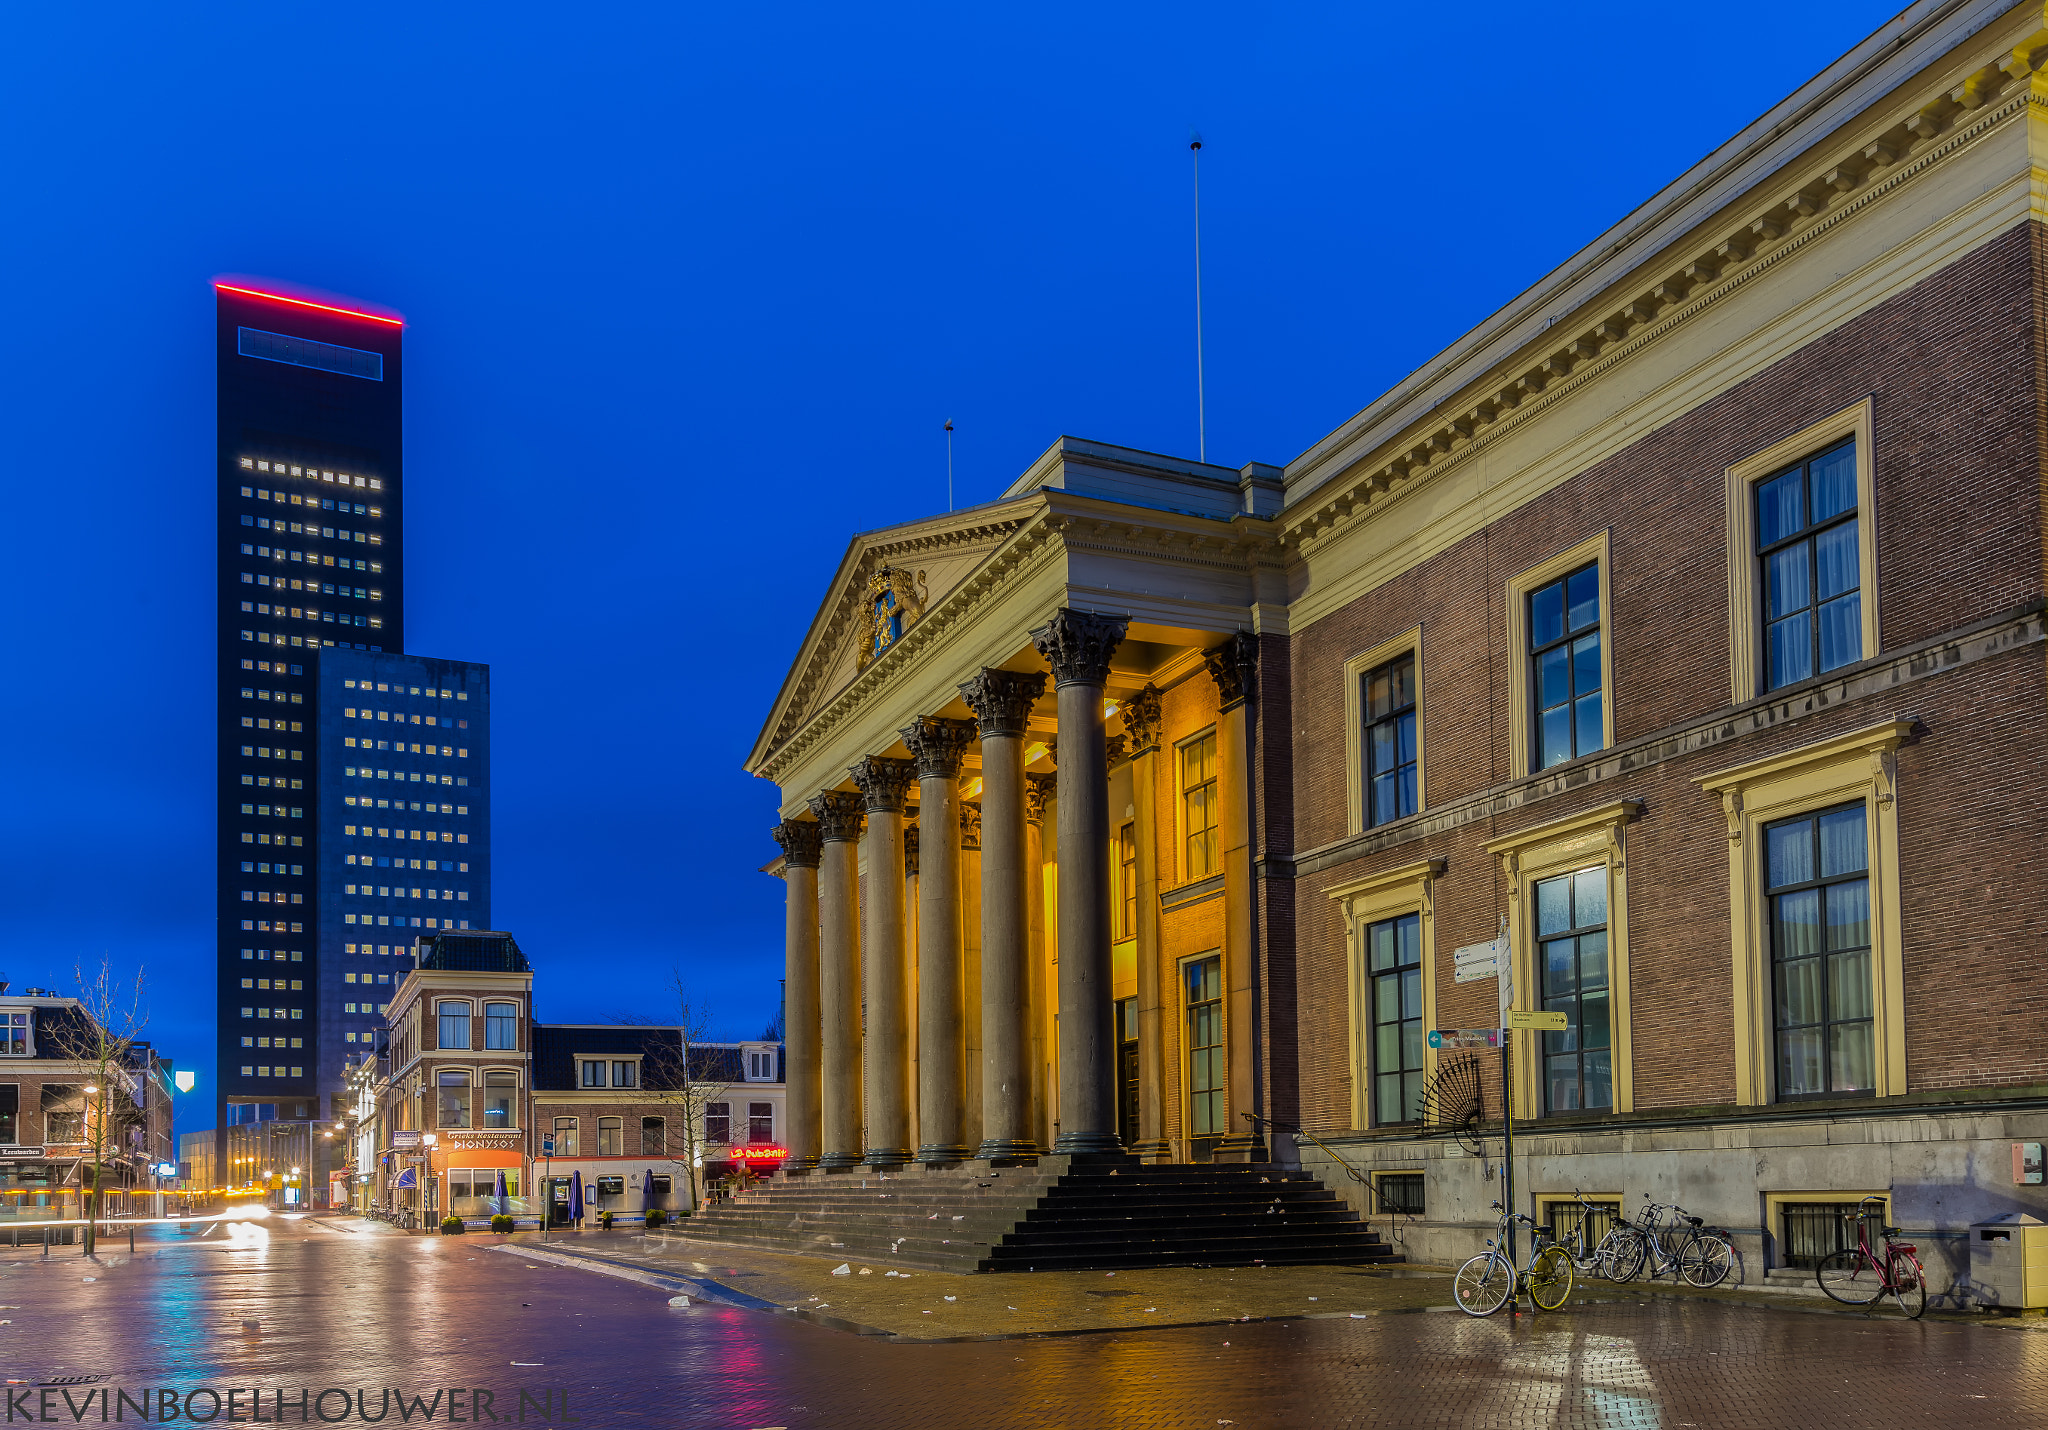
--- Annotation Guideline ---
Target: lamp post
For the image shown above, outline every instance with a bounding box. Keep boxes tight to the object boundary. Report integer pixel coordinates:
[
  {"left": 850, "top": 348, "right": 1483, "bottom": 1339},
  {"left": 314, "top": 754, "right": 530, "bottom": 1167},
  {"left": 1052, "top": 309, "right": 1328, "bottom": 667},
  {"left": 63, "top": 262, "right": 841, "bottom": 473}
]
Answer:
[{"left": 421, "top": 1133, "right": 438, "bottom": 1228}]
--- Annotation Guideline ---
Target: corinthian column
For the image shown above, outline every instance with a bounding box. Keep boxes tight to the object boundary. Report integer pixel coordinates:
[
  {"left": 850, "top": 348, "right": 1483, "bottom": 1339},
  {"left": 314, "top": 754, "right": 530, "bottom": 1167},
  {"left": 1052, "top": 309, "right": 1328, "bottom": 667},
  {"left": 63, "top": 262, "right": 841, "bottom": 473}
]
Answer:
[
  {"left": 959, "top": 667, "right": 1046, "bottom": 1162},
  {"left": 1205, "top": 633, "right": 1265, "bottom": 1163},
  {"left": 807, "top": 790, "right": 866, "bottom": 1170},
  {"left": 770, "top": 819, "right": 823, "bottom": 1173},
  {"left": 901, "top": 716, "right": 977, "bottom": 1163},
  {"left": 1120, "top": 684, "right": 1171, "bottom": 1162},
  {"left": 850, "top": 755, "right": 917, "bottom": 1168},
  {"left": 1024, "top": 771, "right": 1057, "bottom": 1151},
  {"left": 1029, "top": 608, "right": 1130, "bottom": 1156}
]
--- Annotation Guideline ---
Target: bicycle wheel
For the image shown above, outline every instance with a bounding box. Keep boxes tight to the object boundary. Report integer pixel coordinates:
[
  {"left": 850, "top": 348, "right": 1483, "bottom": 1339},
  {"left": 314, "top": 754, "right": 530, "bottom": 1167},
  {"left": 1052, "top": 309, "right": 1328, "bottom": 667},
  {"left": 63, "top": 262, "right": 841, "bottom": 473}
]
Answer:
[
  {"left": 1454, "top": 1251, "right": 1515, "bottom": 1317},
  {"left": 1603, "top": 1231, "right": 1647, "bottom": 1283},
  {"left": 1889, "top": 1250, "right": 1927, "bottom": 1319},
  {"left": 1817, "top": 1249, "right": 1884, "bottom": 1305},
  {"left": 1680, "top": 1232, "right": 1735, "bottom": 1288},
  {"left": 1526, "top": 1246, "right": 1575, "bottom": 1311}
]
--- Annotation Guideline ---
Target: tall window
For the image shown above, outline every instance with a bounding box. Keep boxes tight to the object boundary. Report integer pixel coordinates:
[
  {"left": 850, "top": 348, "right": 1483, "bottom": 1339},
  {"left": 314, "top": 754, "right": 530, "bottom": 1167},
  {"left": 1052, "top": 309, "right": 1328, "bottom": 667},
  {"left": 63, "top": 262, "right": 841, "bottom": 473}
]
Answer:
[
  {"left": 1767, "top": 802, "right": 1872, "bottom": 1097},
  {"left": 1181, "top": 732, "right": 1219, "bottom": 880},
  {"left": 597, "top": 1117, "right": 623, "bottom": 1156},
  {"left": 748, "top": 1102, "right": 775, "bottom": 1143},
  {"left": 437, "top": 1001, "right": 470, "bottom": 1050},
  {"left": 1117, "top": 820, "right": 1137, "bottom": 939},
  {"left": 1367, "top": 912, "right": 1424, "bottom": 1124},
  {"left": 640, "top": 1116, "right": 665, "bottom": 1155},
  {"left": 436, "top": 1070, "right": 470, "bottom": 1128},
  {"left": 484, "top": 1002, "right": 517, "bottom": 1050},
  {"left": 0, "top": 1085, "right": 16, "bottom": 1144},
  {"left": 1362, "top": 654, "right": 1418, "bottom": 825},
  {"left": 1537, "top": 866, "right": 1612, "bottom": 1112},
  {"left": 552, "top": 1116, "right": 578, "bottom": 1156},
  {"left": 1529, "top": 565, "right": 1603, "bottom": 768},
  {"left": 1758, "top": 440, "right": 1860, "bottom": 690},
  {"left": 482, "top": 1071, "right": 516, "bottom": 1128},
  {"left": 1184, "top": 955, "right": 1224, "bottom": 1137},
  {"left": 704, "top": 1101, "right": 731, "bottom": 1144}
]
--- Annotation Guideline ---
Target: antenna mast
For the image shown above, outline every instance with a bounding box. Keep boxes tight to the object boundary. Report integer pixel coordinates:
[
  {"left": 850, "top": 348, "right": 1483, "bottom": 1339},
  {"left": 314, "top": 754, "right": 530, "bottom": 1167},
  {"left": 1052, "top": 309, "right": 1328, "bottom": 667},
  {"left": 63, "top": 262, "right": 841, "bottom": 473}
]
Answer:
[{"left": 1190, "top": 133, "right": 1207, "bottom": 464}]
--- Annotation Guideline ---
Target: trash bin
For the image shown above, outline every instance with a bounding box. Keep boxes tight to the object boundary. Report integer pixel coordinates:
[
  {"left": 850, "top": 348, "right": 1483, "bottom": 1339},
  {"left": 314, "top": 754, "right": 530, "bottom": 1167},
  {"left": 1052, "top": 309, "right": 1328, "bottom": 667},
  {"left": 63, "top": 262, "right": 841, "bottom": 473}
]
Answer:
[{"left": 1971, "top": 1212, "right": 2048, "bottom": 1310}]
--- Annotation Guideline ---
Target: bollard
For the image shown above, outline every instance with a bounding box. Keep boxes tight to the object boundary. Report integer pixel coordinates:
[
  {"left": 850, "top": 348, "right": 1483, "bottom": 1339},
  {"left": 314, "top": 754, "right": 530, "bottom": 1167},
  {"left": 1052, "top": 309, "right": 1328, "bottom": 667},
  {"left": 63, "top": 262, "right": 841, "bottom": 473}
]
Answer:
[
  {"left": 41, "top": 1226, "right": 48, "bottom": 1259},
  {"left": 129, "top": 1226, "right": 135, "bottom": 1255}
]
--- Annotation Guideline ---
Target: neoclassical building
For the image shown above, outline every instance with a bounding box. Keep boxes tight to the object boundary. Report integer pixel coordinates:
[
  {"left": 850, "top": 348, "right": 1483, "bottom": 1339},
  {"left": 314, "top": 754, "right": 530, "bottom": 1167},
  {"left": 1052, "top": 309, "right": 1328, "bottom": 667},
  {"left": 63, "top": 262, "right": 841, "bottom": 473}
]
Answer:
[
  {"left": 750, "top": 441, "right": 1289, "bottom": 1170},
  {"left": 751, "top": 0, "right": 2048, "bottom": 1290}
]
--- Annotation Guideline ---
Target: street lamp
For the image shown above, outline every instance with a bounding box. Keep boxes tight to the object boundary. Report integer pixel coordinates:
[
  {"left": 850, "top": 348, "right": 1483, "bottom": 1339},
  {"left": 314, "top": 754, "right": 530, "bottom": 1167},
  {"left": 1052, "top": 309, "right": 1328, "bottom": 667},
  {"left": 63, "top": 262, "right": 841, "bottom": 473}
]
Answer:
[{"left": 421, "top": 1133, "right": 439, "bottom": 1226}]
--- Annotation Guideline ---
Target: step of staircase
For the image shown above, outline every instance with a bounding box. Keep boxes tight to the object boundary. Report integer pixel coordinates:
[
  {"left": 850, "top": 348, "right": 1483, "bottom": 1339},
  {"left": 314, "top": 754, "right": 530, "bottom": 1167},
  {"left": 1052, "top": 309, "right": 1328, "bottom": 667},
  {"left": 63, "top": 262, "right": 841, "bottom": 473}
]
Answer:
[{"left": 678, "top": 1155, "right": 1401, "bottom": 1273}]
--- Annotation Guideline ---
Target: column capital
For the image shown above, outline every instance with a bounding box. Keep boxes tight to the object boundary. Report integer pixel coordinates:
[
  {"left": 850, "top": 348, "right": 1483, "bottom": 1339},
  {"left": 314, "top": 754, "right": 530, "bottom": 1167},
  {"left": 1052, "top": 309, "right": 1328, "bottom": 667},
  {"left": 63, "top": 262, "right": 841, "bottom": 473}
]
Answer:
[
  {"left": 1024, "top": 772, "right": 1057, "bottom": 825},
  {"left": 848, "top": 755, "right": 918, "bottom": 813},
  {"left": 959, "top": 669, "right": 1046, "bottom": 739},
  {"left": 904, "top": 823, "right": 920, "bottom": 876},
  {"left": 1030, "top": 608, "right": 1129, "bottom": 688},
  {"left": 1121, "top": 684, "right": 1164, "bottom": 753},
  {"left": 960, "top": 801, "right": 982, "bottom": 851},
  {"left": 1204, "top": 632, "right": 1259, "bottom": 709},
  {"left": 771, "top": 820, "right": 823, "bottom": 870},
  {"left": 900, "top": 716, "right": 977, "bottom": 779},
  {"left": 807, "top": 790, "right": 867, "bottom": 843}
]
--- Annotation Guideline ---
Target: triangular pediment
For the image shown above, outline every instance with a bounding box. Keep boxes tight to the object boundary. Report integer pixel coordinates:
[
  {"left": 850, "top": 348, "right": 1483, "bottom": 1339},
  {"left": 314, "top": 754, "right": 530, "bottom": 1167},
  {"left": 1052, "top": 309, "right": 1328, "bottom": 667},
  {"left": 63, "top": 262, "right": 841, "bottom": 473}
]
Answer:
[{"left": 747, "top": 497, "right": 1039, "bottom": 774}]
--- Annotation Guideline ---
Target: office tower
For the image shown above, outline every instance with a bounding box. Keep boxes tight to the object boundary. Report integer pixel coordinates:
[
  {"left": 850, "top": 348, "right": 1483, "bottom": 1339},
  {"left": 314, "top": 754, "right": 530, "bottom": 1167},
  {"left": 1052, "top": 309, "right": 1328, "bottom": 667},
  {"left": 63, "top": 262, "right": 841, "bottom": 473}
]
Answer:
[
  {"left": 216, "top": 280, "right": 491, "bottom": 1153},
  {"left": 314, "top": 649, "right": 491, "bottom": 1096}
]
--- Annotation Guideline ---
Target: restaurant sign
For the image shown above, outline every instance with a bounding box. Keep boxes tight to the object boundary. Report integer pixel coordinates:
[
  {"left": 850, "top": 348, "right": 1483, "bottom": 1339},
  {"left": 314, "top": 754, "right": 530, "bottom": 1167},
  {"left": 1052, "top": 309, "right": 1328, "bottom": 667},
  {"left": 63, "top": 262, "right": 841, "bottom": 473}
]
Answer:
[
  {"left": 729, "top": 1146, "right": 789, "bottom": 1163},
  {"left": 0, "top": 1146, "right": 47, "bottom": 1159}
]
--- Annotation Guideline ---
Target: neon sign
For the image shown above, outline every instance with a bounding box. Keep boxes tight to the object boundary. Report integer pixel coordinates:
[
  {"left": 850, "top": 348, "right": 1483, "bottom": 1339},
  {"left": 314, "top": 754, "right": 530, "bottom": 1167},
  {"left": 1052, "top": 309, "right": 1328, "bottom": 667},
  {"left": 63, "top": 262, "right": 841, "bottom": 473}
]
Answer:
[
  {"left": 214, "top": 282, "right": 405, "bottom": 328},
  {"left": 728, "top": 1146, "right": 789, "bottom": 1162}
]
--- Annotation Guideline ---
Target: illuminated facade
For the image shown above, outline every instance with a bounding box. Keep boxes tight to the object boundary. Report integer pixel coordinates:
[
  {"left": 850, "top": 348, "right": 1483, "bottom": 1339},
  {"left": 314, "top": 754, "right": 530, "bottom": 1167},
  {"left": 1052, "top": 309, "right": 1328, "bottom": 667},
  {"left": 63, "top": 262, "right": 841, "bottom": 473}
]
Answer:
[
  {"left": 214, "top": 282, "right": 491, "bottom": 1153},
  {"left": 752, "top": 1, "right": 2048, "bottom": 1290}
]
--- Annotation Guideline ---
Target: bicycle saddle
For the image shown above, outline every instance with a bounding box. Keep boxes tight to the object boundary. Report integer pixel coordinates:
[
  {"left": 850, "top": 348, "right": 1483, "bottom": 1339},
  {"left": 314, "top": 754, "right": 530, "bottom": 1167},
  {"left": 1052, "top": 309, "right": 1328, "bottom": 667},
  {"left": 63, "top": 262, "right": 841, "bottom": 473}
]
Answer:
[
  {"left": 1882, "top": 1225, "right": 1901, "bottom": 1237},
  {"left": 1534, "top": 1224, "right": 1554, "bottom": 1238},
  {"left": 1684, "top": 1215, "right": 1702, "bottom": 1227}
]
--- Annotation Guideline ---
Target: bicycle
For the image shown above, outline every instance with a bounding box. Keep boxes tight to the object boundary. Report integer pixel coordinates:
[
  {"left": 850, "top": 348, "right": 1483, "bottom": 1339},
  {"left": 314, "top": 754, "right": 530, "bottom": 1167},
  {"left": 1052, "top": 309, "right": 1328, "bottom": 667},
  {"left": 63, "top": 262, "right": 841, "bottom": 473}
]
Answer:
[
  {"left": 1454, "top": 1202, "right": 1575, "bottom": 1316},
  {"left": 1553, "top": 1192, "right": 1638, "bottom": 1282},
  {"left": 1816, "top": 1198, "right": 1925, "bottom": 1319},
  {"left": 1604, "top": 1197, "right": 1735, "bottom": 1287}
]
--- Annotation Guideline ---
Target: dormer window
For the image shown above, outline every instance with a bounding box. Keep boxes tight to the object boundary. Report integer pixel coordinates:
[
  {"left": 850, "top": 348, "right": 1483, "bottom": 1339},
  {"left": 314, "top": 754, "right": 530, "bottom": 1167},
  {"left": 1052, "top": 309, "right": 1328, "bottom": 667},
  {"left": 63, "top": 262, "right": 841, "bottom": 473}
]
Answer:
[
  {"left": 0, "top": 1013, "right": 27, "bottom": 1057},
  {"left": 746, "top": 1049, "right": 776, "bottom": 1081}
]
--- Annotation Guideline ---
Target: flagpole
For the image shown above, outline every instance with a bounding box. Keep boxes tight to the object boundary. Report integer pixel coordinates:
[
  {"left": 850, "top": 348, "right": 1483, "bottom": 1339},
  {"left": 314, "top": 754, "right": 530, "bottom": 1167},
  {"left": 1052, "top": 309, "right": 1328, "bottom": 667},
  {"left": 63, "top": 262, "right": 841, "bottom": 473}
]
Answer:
[
  {"left": 1190, "top": 134, "right": 1207, "bottom": 464},
  {"left": 944, "top": 419, "right": 955, "bottom": 511}
]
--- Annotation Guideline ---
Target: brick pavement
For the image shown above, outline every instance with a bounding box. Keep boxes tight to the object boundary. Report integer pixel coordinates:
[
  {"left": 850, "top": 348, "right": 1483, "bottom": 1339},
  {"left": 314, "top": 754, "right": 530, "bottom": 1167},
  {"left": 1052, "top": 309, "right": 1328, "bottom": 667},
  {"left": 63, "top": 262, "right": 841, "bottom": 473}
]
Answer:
[{"left": 0, "top": 1218, "right": 2042, "bottom": 1428}]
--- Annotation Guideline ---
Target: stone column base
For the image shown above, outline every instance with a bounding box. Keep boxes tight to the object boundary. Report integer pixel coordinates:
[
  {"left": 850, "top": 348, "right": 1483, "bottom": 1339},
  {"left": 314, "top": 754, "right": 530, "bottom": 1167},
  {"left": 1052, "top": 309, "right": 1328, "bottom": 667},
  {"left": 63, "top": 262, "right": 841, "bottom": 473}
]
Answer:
[
  {"left": 863, "top": 1148, "right": 913, "bottom": 1170},
  {"left": 1051, "top": 1130, "right": 1127, "bottom": 1156},
  {"left": 970, "top": 1138, "right": 1040, "bottom": 1166},
  {"left": 1127, "top": 1139, "right": 1173, "bottom": 1165},
  {"left": 916, "top": 1144, "right": 974, "bottom": 1166},
  {"left": 818, "top": 1156, "right": 864, "bottom": 1173}
]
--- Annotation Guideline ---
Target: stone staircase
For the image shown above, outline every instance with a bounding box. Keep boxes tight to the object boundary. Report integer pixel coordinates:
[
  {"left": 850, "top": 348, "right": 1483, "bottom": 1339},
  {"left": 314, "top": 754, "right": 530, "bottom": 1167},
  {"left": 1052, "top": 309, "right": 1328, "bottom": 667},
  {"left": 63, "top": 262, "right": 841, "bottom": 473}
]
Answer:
[{"left": 676, "top": 1154, "right": 1403, "bottom": 1273}]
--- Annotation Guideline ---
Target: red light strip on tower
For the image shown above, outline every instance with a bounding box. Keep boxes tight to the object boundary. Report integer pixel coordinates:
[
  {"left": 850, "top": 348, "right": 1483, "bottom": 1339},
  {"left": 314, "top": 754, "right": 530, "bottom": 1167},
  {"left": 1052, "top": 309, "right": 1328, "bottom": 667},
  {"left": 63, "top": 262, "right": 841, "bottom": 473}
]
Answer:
[{"left": 214, "top": 283, "right": 404, "bottom": 327}]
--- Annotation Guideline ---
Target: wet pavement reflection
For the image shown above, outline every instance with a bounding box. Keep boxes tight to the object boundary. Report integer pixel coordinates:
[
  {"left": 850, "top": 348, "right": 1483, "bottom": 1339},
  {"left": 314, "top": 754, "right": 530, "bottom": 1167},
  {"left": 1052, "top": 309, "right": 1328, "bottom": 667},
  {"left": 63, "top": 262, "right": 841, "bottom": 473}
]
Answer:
[{"left": 0, "top": 1216, "right": 2040, "bottom": 1429}]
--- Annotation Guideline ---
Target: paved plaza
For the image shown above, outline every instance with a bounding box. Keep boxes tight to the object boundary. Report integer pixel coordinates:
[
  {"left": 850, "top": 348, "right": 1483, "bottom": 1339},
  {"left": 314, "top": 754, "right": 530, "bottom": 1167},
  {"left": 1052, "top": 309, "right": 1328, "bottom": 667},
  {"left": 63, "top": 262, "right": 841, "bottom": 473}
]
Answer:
[{"left": 0, "top": 1216, "right": 2040, "bottom": 1428}]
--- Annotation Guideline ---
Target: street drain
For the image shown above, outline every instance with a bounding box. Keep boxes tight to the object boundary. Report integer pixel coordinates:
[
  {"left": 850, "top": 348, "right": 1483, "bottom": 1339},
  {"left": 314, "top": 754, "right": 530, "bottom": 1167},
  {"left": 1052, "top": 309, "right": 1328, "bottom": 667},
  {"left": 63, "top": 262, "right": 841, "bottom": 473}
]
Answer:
[
  {"left": 1086, "top": 1289, "right": 1139, "bottom": 1298},
  {"left": 38, "top": 1377, "right": 110, "bottom": 1387}
]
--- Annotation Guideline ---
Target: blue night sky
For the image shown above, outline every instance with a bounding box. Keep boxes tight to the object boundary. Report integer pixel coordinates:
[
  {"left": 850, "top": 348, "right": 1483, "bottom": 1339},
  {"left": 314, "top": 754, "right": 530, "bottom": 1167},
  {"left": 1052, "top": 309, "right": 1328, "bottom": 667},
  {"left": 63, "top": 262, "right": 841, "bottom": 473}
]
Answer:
[{"left": 0, "top": 2, "right": 1895, "bottom": 1132}]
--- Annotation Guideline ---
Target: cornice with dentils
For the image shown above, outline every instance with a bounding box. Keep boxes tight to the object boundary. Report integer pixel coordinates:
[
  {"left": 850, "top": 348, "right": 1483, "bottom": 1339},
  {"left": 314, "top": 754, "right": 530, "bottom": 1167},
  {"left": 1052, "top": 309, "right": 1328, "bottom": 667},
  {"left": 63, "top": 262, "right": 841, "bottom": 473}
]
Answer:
[{"left": 1278, "top": 2, "right": 2048, "bottom": 552}]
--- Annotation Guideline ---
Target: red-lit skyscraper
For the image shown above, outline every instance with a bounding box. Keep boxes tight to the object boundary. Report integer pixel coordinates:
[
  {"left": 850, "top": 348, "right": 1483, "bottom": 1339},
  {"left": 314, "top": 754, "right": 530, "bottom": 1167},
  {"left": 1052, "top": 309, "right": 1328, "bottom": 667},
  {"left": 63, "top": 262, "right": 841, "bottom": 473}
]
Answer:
[{"left": 215, "top": 282, "right": 489, "bottom": 1192}]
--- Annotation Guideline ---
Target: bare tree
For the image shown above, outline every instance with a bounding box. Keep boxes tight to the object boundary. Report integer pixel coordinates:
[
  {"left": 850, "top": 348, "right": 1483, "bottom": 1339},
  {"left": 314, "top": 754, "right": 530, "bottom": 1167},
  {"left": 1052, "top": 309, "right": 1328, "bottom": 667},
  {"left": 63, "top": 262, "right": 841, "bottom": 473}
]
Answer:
[
  {"left": 44, "top": 959, "right": 149, "bottom": 1255},
  {"left": 621, "top": 974, "right": 730, "bottom": 1212}
]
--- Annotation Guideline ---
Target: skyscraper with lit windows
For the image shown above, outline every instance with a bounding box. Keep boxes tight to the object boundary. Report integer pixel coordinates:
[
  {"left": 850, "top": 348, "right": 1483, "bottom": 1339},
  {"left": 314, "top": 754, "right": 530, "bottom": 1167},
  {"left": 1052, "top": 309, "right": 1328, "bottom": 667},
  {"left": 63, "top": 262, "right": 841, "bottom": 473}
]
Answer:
[{"left": 216, "top": 280, "right": 491, "bottom": 1165}]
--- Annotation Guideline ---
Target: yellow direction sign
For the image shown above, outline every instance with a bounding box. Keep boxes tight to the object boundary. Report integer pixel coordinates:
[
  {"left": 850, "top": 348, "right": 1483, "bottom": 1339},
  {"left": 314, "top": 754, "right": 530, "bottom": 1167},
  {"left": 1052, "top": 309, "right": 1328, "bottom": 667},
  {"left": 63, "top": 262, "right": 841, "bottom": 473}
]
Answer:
[{"left": 1506, "top": 1009, "right": 1568, "bottom": 1032}]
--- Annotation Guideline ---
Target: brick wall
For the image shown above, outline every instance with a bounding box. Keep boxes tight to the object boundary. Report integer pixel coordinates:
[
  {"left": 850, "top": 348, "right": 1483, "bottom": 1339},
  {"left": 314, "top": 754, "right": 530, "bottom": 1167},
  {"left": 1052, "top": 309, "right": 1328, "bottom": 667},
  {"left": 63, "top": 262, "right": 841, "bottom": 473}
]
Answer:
[{"left": 1278, "top": 222, "right": 2048, "bottom": 1136}]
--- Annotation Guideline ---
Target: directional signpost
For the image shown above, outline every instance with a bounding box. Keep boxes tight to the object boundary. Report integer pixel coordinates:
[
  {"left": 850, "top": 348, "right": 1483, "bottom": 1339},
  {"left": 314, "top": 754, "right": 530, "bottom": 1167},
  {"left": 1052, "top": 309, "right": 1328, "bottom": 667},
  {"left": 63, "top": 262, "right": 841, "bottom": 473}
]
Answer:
[
  {"left": 1506, "top": 1010, "right": 1568, "bottom": 1032},
  {"left": 1428, "top": 1028, "right": 1503, "bottom": 1051}
]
